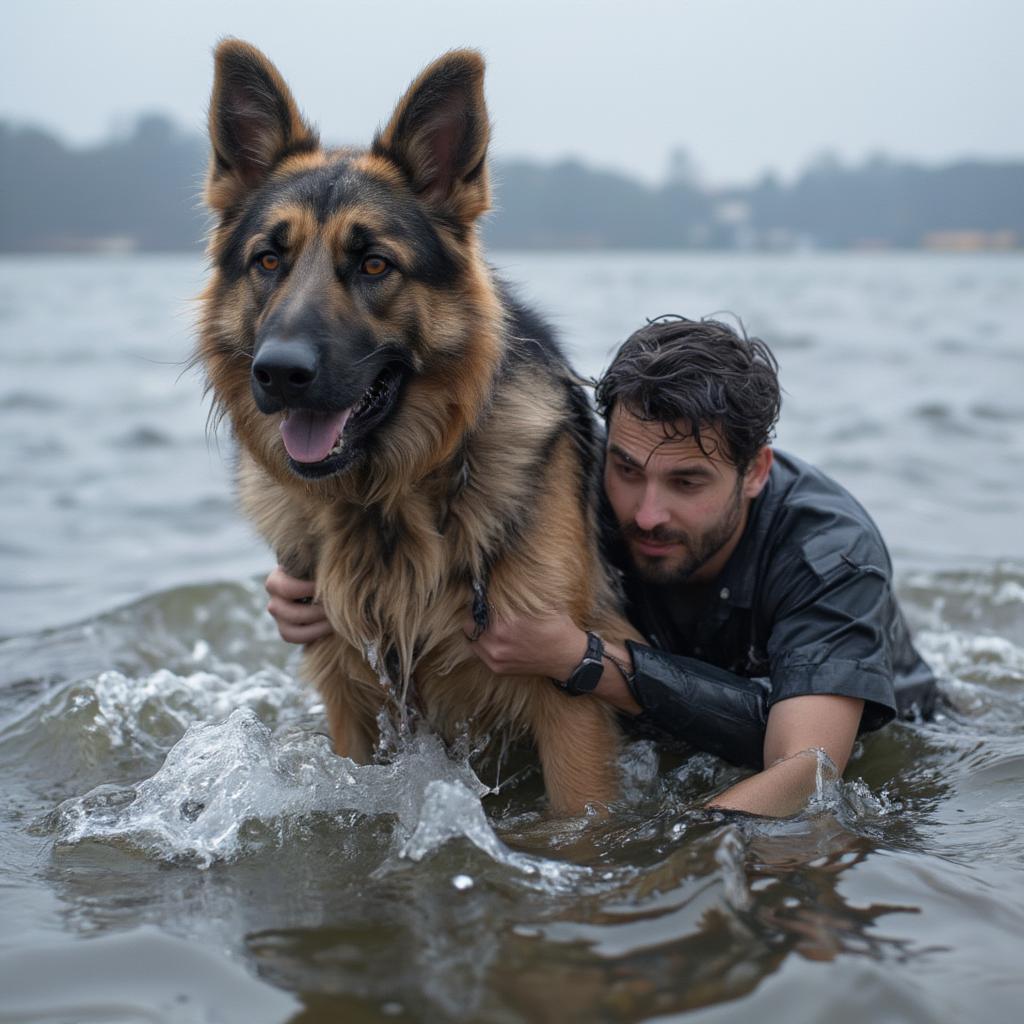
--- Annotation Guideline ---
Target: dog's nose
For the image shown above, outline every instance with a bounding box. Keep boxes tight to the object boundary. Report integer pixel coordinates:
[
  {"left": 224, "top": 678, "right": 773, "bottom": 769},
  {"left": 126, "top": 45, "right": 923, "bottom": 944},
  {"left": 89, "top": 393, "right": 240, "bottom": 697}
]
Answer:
[{"left": 252, "top": 337, "right": 318, "bottom": 401}]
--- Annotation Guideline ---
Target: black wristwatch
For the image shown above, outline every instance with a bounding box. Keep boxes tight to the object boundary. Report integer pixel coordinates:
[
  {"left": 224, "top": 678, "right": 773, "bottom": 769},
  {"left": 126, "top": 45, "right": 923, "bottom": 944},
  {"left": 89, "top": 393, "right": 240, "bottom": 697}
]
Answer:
[{"left": 552, "top": 631, "right": 605, "bottom": 696}]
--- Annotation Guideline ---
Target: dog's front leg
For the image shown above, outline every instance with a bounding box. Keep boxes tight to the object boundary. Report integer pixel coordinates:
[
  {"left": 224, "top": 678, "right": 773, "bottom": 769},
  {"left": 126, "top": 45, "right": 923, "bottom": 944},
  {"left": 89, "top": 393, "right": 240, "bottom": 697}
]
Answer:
[
  {"left": 531, "top": 687, "right": 620, "bottom": 816},
  {"left": 323, "top": 693, "right": 374, "bottom": 764},
  {"left": 302, "top": 641, "right": 375, "bottom": 764}
]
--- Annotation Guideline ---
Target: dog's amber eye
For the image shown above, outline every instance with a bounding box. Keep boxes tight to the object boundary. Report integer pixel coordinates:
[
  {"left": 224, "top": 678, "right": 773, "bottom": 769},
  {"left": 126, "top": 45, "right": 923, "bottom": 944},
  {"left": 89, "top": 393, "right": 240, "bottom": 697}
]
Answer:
[
  {"left": 257, "top": 252, "right": 280, "bottom": 272},
  {"left": 360, "top": 256, "right": 390, "bottom": 277}
]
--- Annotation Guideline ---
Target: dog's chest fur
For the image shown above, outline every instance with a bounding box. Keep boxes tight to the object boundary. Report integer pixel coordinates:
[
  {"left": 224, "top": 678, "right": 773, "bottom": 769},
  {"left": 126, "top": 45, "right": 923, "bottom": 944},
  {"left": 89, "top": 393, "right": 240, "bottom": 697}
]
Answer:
[{"left": 237, "top": 366, "right": 574, "bottom": 713}]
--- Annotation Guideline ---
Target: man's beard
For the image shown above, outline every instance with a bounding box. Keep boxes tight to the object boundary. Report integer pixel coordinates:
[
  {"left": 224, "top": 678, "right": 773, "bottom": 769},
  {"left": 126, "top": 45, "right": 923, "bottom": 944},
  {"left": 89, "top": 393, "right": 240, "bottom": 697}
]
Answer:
[{"left": 619, "top": 484, "right": 744, "bottom": 585}]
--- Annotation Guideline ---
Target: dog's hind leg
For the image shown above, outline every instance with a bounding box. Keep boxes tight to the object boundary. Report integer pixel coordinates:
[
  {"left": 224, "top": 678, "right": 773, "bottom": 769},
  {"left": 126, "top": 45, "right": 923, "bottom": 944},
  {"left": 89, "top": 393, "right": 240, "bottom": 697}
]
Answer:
[{"left": 531, "top": 687, "right": 620, "bottom": 816}]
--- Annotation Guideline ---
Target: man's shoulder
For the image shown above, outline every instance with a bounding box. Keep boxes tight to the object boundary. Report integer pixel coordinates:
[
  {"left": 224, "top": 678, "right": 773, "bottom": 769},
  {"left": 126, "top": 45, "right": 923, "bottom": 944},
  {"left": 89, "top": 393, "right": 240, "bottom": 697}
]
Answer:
[{"left": 759, "top": 450, "right": 893, "bottom": 582}]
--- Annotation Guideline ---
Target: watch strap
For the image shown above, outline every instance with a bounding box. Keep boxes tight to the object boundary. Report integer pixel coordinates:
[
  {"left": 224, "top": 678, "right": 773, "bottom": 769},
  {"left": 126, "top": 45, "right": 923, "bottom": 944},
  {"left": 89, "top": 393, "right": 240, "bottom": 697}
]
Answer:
[{"left": 552, "top": 631, "right": 605, "bottom": 696}]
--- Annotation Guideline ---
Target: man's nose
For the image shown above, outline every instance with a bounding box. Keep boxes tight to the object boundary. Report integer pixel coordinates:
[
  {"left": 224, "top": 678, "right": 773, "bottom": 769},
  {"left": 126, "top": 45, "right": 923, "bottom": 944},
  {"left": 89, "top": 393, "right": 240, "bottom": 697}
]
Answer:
[{"left": 634, "top": 484, "right": 670, "bottom": 532}]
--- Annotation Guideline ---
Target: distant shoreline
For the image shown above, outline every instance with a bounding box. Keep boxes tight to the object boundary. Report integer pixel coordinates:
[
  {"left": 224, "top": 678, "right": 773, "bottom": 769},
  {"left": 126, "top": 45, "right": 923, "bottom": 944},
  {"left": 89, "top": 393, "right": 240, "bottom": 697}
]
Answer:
[
  {"left": 3, "top": 115, "right": 1022, "bottom": 254},
  {"left": 4, "top": 246, "right": 1022, "bottom": 258}
]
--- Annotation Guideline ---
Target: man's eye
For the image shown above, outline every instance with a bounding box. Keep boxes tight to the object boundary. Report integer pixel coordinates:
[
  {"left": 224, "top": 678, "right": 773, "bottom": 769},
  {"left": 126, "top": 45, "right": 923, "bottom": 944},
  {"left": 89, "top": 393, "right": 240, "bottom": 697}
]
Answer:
[
  {"left": 255, "top": 252, "right": 280, "bottom": 273},
  {"left": 616, "top": 463, "right": 639, "bottom": 478},
  {"left": 360, "top": 255, "right": 391, "bottom": 278}
]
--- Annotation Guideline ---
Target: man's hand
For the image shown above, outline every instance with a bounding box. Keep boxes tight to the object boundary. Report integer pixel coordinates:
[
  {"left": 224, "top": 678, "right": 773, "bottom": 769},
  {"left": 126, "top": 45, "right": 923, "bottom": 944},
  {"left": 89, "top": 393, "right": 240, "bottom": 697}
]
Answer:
[
  {"left": 265, "top": 566, "right": 333, "bottom": 644},
  {"left": 461, "top": 608, "right": 588, "bottom": 680},
  {"left": 461, "top": 608, "right": 642, "bottom": 714}
]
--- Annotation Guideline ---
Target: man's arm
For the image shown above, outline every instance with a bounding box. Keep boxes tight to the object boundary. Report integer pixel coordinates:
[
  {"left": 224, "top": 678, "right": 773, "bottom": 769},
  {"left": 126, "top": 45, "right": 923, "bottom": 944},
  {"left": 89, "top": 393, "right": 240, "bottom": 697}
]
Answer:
[
  {"left": 705, "top": 694, "right": 863, "bottom": 816},
  {"left": 465, "top": 615, "right": 865, "bottom": 818}
]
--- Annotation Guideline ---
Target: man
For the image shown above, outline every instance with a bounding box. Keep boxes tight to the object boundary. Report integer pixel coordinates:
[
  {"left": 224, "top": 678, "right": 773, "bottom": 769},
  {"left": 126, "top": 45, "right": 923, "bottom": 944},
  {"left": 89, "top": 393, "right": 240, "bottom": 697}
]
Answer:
[{"left": 267, "top": 316, "right": 936, "bottom": 817}]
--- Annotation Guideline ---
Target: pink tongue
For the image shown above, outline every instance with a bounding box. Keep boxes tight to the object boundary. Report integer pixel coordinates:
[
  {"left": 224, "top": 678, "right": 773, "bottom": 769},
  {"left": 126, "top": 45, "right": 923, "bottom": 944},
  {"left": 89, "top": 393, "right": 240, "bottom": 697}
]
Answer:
[{"left": 280, "top": 408, "right": 352, "bottom": 463}]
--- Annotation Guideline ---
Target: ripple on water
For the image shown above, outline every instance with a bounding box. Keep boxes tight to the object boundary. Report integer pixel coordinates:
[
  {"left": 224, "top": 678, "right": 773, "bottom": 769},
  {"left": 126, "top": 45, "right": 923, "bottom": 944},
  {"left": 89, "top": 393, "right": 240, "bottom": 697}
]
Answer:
[
  {"left": 3, "top": 558, "right": 1022, "bottom": 1021},
  {"left": 110, "top": 424, "right": 175, "bottom": 448},
  {"left": 922, "top": 622, "right": 1024, "bottom": 711},
  {"left": 969, "top": 401, "right": 1024, "bottom": 422},
  {"left": 0, "top": 390, "right": 64, "bottom": 411},
  {"left": 0, "top": 926, "right": 298, "bottom": 1024},
  {"left": 900, "top": 564, "right": 1024, "bottom": 642}
]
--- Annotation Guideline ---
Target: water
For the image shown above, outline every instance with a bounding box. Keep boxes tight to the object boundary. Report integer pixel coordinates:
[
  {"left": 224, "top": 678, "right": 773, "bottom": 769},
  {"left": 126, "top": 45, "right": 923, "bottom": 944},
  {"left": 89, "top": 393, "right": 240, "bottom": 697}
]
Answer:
[{"left": 1, "top": 252, "right": 1023, "bottom": 1022}]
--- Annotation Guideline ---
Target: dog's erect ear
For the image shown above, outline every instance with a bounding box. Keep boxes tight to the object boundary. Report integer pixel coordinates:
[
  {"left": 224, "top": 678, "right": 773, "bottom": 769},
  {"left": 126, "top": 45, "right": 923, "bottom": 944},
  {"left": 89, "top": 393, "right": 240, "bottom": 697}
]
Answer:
[
  {"left": 206, "top": 39, "right": 318, "bottom": 212},
  {"left": 372, "top": 50, "right": 490, "bottom": 223}
]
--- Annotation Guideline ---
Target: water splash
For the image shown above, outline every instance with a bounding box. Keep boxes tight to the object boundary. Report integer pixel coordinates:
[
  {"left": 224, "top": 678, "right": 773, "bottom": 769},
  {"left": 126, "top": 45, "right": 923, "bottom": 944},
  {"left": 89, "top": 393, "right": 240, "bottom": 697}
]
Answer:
[
  {"left": 714, "top": 827, "right": 752, "bottom": 910},
  {"left": 3, "top": 660, "right": 312, "bottom": 787},
  {"left": 43, "top": 706, "right": 593, "bottom": 888},
  {"left": 46, "top": 708, "right": 491, "bottom": 867}
]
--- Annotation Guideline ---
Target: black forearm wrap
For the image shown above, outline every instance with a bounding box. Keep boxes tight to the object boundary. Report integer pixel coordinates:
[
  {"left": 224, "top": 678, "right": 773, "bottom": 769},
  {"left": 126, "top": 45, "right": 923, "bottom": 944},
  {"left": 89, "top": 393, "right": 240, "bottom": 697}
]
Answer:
[{"left": 625, "top": 641, "right": 770, "bottom": 769}]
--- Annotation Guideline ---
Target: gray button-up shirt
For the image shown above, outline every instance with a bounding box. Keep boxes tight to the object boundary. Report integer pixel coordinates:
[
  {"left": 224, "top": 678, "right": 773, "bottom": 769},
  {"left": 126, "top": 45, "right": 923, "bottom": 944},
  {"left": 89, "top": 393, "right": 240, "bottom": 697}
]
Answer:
[{"left": 603, "top": 450, "right": 936, "bottom": 764}]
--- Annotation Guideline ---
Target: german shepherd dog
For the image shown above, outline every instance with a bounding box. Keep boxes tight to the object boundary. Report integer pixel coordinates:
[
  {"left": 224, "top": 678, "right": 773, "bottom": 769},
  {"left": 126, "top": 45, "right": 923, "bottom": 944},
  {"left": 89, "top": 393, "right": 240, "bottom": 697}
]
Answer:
[{"left": 197, "top": 40, "right": 637, "bottom": 814}]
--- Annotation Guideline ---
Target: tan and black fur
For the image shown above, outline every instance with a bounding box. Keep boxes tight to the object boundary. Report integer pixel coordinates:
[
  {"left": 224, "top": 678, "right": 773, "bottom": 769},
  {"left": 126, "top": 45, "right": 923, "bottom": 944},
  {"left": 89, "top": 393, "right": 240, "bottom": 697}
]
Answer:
[{"left": 197, "top": 40, "right": 638, "bottom": 814}]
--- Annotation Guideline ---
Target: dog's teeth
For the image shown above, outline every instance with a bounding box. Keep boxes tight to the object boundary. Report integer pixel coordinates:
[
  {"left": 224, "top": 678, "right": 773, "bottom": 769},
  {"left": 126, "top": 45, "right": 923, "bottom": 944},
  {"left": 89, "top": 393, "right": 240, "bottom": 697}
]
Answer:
[{"left": 354, "top": 380, "right": 385, "bottom": 418}]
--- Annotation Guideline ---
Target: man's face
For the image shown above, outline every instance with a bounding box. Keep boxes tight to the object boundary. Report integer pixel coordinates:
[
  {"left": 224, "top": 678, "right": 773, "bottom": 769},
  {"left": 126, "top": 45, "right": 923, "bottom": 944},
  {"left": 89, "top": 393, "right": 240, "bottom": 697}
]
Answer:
[{"left": 603, "top": 406, "right": 770, "bottom": 585}]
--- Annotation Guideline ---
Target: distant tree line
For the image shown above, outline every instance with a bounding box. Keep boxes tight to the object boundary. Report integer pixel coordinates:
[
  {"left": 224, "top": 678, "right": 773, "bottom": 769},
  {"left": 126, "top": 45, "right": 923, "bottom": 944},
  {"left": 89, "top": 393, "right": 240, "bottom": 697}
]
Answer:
[
  {"left": 0, "top": 116, "right": 207, "bottom": 251},
  {"left": 1, "top": 114, "right": 1021, "bottom": 252}
]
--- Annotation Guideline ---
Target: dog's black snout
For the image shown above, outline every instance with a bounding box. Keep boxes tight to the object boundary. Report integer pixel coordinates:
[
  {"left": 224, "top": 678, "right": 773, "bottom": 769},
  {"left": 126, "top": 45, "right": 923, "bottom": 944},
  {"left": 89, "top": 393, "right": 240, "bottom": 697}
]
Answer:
[{"left": 252, "top": 337, "right": 319, "bottom": 401}]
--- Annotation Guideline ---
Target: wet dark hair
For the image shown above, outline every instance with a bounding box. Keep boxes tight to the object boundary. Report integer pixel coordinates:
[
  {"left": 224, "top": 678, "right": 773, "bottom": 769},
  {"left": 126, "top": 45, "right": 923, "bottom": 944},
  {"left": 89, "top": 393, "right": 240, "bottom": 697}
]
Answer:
[{"left": 594, "top": 315, "right": 781, "bottom": 473}]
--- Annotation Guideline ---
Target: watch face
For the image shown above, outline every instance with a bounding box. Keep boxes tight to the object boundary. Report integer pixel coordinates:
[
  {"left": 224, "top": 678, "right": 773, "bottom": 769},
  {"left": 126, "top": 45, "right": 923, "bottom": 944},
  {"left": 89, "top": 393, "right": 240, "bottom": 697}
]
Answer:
[{"left": 567, "top": 658, "right": 603, "bottom": 695}]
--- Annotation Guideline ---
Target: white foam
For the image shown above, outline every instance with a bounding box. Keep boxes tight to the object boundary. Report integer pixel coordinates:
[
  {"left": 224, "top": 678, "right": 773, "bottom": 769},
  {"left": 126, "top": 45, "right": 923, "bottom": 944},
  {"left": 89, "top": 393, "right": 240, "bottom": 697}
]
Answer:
[
  {"left": 992, "top": 581, "right": 1024, "bottom": 606},
  {"left": 917, "top": 629, "right": 1024, "bottom": 719},
  {"left": 918, "top": 630, "right": 1024, "bottom": 675}
]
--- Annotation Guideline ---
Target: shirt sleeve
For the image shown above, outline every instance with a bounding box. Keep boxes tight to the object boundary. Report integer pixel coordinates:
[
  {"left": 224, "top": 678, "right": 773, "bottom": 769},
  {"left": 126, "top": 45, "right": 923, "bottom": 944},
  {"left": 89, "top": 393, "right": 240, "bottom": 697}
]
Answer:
[
  {"left": 762, "top": 547, "right": 899, "bottom": 733},
  {"left": 622, "top": 542, "right": 901, "bottom": 767}
]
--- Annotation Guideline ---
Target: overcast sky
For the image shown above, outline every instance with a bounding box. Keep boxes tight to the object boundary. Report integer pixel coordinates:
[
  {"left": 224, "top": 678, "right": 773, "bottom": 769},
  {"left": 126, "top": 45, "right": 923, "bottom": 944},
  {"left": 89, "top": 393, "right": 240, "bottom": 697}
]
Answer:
[{"left": 4, "top": 0, "right": 1021, "bottom": 186}]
